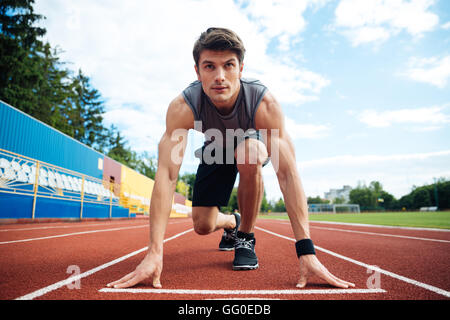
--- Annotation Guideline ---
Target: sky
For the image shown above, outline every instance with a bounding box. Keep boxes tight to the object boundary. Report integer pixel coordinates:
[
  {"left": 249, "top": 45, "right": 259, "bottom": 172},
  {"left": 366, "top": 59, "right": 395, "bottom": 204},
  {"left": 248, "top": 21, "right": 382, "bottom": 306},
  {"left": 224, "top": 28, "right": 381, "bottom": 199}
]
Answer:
[{"left": 34, "top": 0, "right": 450, "bottom": 201}]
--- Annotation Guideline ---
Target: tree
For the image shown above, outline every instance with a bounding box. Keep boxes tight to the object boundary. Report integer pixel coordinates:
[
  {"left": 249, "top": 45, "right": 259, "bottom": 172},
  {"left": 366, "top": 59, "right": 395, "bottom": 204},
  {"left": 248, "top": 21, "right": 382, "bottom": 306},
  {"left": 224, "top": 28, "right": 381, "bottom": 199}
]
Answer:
[
  {"left": 67, "top": 69, "right": 108, "bottom": 151},
  {"left": 412, "top": 188, "right": 432, "bottom": 208},
  {"left": 106, "top": 125, "right": 135, "bottom": 166},
  {"left": 220, "top": 187, "right": 238, "bottom": 213},
  {"left": 436, "top": 179, "right": 450, "bottom": 209},
  {"left": 1, "top": 0, "right": 109, "bottom": 150},
  {"left": 178, "top": 173, "right": 196, "bottom": 201},
  {"left": 369, "top": 181, "right": 384, "bottom": 208},
  {"left": 36, "top": 43, "right": 73, "bottom": 133},
  {"left": 349, "top": 187, "right": 372, "bottom": 208},
  {"left": 176, "top": 180, "right": 189, "bottom": 198},
  {"left": 379, "top": 190, "right": 395, "bottom": 210},
  {"left": 273, "top": 197, "right": 286, "bottom": 212},
  {"left": 349, "top": 181, "right": 396, "bottom": 211},
  {"left": 260, "top": 189, "right": 269, "bottom": 212},
  {"left": 333, "top": 196, "right": 346, "bottom": 204},
  {"left": 307, "top": 196, "right": 330, "bottom": 204},
  {"left": 0, "top": 0, "right": 47, "bottom": 113},
  {"left": 136, "top": 151, "right": 157, "bottom": 180}
]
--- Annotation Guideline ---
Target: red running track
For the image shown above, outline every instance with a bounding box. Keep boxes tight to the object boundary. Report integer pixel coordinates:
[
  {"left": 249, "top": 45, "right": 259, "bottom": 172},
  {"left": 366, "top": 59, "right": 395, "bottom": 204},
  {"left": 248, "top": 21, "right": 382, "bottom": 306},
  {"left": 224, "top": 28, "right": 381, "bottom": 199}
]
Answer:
[{"left": 0, "top": 217, "right": 449, "bottom": 300}]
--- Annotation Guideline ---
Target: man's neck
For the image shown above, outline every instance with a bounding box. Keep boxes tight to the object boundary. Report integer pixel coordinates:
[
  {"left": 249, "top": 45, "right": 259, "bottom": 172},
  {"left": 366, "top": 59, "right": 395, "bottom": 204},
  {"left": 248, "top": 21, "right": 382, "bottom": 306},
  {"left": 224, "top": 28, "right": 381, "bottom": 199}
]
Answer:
[{"left": 212, "top": 83, "right": 241, "bottom": 116}]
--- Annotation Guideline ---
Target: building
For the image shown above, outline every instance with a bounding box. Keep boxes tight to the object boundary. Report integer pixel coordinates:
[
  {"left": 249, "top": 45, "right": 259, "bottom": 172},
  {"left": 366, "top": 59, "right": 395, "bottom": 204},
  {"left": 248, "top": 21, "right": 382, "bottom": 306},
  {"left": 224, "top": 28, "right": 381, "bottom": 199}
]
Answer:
[{"left": 324, "top": 185, "right": 352, "bottom": 203}]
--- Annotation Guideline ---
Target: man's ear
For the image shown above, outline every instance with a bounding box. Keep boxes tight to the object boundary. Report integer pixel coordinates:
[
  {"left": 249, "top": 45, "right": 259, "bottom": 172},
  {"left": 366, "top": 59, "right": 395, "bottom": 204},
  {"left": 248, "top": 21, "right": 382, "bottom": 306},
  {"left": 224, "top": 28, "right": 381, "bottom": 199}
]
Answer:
[{"left": 239, "top": 62, "right": 244, "bottom": 78}]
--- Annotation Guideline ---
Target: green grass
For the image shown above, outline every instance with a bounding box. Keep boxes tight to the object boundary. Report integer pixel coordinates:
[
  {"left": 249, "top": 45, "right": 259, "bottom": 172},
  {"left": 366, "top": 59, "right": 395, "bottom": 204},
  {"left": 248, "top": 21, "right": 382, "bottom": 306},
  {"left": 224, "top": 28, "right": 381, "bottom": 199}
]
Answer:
[{"left": 258, "top": 211, "right": 450, "bottom": 229}]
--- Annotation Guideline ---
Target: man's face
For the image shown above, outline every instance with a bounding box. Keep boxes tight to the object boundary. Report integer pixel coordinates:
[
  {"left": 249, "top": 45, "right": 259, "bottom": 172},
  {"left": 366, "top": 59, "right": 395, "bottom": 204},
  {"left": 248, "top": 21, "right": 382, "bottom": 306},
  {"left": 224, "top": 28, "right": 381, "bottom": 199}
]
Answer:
[{"left": 195, "top": 49, "right": 243, "bottom": 110}]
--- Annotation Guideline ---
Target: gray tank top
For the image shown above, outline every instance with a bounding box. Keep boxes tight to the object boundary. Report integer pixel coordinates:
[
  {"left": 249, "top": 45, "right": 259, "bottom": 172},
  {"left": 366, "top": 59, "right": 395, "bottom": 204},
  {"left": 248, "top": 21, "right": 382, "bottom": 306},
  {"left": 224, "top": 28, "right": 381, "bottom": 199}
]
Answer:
[{"left": 182, "top": 78, "right": 267, "bottom": 148}]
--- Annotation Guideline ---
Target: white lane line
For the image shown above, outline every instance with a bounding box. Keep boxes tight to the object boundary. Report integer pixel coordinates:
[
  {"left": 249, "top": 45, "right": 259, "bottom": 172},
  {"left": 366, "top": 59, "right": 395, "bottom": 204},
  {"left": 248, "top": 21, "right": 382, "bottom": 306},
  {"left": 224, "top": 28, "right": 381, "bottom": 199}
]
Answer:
[
  {"left": 0, "top": 222, "right": 148, "bottom": 233},
  {"left": 274, "top": 220, "right": 450, "bottom": 232},
  {"left": 0, "top": 219, "right": 184, "bottom": 233},
  {"left": 311, "top": 226, "right": 450, "bottom": 243},
  {"left": 0, "top": 225, "right": 149, "bottom": 245},
  {"left": 310, "top": 220, "right": 450, "bottom": 232},
  {"left": 15, "top": 228, "right": 194, "bottom": 300},
  {"left": 99, "top": 288, "right": 386, "bottom": 295},
  {"left": 255, "top": 226, "right": 450, "bottom": 298}
]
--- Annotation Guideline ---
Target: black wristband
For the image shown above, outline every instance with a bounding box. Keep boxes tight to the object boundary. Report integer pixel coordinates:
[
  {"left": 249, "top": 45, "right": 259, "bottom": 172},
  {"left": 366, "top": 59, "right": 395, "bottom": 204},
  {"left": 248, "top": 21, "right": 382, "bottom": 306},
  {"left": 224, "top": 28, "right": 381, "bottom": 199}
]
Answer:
[{"left": 295, "top": 239, "right": 316, "bottom": 258}]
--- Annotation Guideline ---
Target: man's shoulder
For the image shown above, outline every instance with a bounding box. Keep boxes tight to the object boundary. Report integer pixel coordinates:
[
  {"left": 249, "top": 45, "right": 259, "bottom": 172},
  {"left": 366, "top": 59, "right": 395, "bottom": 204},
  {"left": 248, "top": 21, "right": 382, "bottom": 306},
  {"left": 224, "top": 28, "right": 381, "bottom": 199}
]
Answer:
[
  {"left": 181, "top": 80, "right": 202, "bottom": 102},
  {"left": 241, "top": 78, "right": 268, "bottom": 101},
  {"left": 241, "top": 78, "right": 266, "bottom": 88},
  {"left": 166, "top": 94, "right": 195, "bottom": 130},
  {"left": 254, "top": 91, "right": 283, "bottom": 130},
  {"left": 184, "top": 80, "right": 202, "bottom": 91}
]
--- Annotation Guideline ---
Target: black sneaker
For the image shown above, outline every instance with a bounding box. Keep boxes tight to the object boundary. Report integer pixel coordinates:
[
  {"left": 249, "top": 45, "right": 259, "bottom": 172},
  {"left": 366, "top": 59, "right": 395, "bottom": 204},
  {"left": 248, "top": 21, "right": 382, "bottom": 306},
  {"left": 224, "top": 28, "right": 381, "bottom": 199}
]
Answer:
[
  {"left": 219, "top": 212, "right": 241, "bottom": 251},
  {"left": 232, "top": 231, "right": 259, "bottom": 270}
]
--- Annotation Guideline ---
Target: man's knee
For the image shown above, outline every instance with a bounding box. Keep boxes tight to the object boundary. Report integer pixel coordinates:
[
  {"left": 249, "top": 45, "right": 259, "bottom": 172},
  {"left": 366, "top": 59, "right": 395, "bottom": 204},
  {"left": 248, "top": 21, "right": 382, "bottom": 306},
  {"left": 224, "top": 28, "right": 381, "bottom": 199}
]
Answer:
[
  {"left": 192, "top": 207, "right": 217, "bottom": 235},
  {"left": 235, "top": 139, "right": 268, "bottom": 175},
  {"left": 193, "top": 221, "right": 215, "bottom": 235}
]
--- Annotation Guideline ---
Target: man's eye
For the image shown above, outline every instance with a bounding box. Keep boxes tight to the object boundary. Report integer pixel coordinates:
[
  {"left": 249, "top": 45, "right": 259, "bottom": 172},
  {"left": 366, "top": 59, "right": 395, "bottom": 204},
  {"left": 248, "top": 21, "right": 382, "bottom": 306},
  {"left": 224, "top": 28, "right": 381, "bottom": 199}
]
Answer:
[
  {"left": 226, "top": 63, "right": 234, "bottom": 68},
  {"left": 205, "top": 65, "right": 214, "bottom": 70}
]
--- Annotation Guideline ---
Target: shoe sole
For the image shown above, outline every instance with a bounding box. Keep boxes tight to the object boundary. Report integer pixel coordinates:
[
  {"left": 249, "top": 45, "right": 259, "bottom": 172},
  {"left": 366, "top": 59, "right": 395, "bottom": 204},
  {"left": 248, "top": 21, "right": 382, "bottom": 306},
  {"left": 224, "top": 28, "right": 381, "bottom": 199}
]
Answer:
[
  {"left": 219, "top": 247, "right": 235, "bottom": 251},
  {"left": 232, "top": 263, "right": 259, "bottom": 270}
]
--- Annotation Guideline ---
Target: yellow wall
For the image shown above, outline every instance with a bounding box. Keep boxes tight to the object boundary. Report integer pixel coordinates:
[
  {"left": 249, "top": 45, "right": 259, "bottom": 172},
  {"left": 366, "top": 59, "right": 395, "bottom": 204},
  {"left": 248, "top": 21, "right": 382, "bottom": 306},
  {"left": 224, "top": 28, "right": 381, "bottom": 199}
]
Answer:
[
  {"left": 120, "top": 166, "right": 154, "bottom": 213},
  {"left": 120, "top": 165, "right": 192, "bottom": 216}
]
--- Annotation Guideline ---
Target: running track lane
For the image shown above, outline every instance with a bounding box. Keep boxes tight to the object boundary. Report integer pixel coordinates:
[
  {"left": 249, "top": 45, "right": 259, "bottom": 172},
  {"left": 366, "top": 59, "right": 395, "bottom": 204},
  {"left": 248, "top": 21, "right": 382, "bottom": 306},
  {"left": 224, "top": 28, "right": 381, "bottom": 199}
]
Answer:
[
  {"left": 0, "top": 218, "right": 190, "bottom": 300},
  {"left": 0, "top": 218, "right": 448, "bottom": 300}
]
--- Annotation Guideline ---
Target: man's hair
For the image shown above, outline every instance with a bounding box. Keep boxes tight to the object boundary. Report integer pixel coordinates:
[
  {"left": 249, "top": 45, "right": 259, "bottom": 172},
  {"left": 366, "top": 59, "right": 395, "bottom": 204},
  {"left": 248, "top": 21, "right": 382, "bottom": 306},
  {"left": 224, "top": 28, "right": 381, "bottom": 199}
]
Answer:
[{"left": 193, "top": 27, "right": 246, "bottom": 67}]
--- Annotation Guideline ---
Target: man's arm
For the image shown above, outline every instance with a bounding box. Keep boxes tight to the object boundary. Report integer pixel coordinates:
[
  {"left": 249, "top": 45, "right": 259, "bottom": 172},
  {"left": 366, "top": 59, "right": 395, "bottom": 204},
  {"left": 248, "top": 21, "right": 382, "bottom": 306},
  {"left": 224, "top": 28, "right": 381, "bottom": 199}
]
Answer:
[
  {"left": 255, "top": 92, "right": 355, "bottom": 289},
  {"left": 107, "top": 95, "right": 193, "bottom": 289},
  {"left": 148, "top": 95, "right": 193, "bottom": 257}
]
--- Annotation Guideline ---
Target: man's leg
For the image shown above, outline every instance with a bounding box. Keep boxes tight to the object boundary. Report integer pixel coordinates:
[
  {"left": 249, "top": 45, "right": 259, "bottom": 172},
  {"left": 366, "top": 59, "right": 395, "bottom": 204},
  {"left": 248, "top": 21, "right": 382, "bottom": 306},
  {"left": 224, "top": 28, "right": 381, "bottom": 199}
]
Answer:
[
  {"left": 191, "top": 146, "right": 241, "bottom": 252},
  {"left": 191, "top": 206, "right": 236, "bottom": 235},
  {"left": 232, "top": 137, "right": 268, "bottom": 270},
  {"left": 235, "top": 138, "right": 268, "bottom": 232},
  {"left": 237, "top": 167, "right": 264, "bottom": 233}
]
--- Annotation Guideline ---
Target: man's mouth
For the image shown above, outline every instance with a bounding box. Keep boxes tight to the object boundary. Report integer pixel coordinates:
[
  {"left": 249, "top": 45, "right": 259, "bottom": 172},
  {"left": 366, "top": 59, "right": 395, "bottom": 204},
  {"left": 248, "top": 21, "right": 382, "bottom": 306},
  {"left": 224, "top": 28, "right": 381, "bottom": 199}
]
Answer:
[{"left": 212, "top": 86, "right": 227, "bottom": 92}]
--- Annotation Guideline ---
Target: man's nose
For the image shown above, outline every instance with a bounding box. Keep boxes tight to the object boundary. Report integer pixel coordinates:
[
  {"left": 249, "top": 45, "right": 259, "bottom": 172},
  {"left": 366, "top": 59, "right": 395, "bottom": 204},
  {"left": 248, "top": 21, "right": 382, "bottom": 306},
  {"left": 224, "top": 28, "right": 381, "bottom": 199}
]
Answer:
[{"left": 214, "top": 67, "right": 225, "bottom": 82}]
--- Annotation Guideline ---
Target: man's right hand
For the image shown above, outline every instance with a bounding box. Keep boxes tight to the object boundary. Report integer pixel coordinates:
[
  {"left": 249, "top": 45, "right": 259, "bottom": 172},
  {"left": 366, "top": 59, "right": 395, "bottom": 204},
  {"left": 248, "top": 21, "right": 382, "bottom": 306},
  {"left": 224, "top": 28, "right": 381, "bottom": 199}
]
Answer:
[{"left": 107, "top": 253, "right": 163, "bottom": 289}]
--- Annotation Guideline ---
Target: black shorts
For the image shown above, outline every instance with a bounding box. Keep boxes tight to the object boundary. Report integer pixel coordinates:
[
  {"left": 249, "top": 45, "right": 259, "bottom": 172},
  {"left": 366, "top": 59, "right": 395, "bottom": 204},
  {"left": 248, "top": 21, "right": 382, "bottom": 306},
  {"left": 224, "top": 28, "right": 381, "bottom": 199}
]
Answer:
[{"left": 192, "top": 130, "right": 270, "bottom": 208}]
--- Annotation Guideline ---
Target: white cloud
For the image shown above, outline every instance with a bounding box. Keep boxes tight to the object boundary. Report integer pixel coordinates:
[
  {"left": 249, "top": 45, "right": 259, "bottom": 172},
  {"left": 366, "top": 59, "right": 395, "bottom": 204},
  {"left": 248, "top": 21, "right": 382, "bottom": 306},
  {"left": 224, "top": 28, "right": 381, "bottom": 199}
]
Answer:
[
  {"left": 299, "top": 150, "right": 450, "bottom": 169},
  {"left": 34, "top": 0, "right": 330, "bottom": 153},
  {"left": 235, "top": 0, "right": 331, "bottom": 103},
  {"left": 285, "top": 118, "right": 331, "bottom": 139},
  {"left": 442, "top": 21, "right": 450, "bottom": 30},
  {"left": 262, "top": 149, "right": 450, "bottom": 200},
  {"left": 401, "top": 55, "right": 450, "bottom": 88},
  {"left": 297, "top": 150, "right": 450, "bottom": 198},
  {"left": 342, "top": 26, "right": 390, "bottom": 46},
  {"left": 239, "top": 0, "right": 308, "bottom": 38},
  {"left": 357, "top": 105, "right": 450, "bottom": 128},
  {"left": 103, "top": 109, "right": 165, "bottom": 153},
  {"left": 334, "top": 0, "right": 439, "bottom": 46},
  {"left": 247, "top": 60, "right": 330, "bottom": 105},
  {"left": 237, "top": 0, "right": 330, "bottom": 50}
]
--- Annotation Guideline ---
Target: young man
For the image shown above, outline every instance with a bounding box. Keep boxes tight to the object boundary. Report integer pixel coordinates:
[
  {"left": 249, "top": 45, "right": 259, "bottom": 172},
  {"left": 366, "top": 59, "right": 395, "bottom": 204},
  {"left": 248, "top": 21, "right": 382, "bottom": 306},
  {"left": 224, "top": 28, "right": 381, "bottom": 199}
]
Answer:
[{"left": 108, "top": 28, "right": 355, "bottom": 289}]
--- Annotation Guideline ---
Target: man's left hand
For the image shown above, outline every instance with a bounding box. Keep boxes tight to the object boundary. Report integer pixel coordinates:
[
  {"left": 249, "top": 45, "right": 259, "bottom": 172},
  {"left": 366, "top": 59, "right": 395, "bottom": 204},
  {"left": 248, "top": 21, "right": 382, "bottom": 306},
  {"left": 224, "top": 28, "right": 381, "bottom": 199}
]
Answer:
[{"left": 296, "top": 254, "right": 356, "bottom": 289}]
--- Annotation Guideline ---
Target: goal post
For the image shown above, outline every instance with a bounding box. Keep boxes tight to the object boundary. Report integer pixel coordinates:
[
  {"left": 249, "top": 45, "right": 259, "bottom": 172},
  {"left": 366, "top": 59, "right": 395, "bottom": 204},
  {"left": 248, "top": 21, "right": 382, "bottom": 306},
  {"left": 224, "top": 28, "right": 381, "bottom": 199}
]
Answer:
[{"left": 333, "top": 204, "right": 360, "bottom": 213}]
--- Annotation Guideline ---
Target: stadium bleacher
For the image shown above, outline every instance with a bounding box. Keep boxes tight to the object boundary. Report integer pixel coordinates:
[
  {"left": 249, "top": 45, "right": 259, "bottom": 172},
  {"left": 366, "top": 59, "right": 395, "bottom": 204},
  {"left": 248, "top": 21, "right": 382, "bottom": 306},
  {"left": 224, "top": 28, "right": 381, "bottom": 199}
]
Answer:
[{"left": 0, "top": 157, "right": 116, "bottom": 199}]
